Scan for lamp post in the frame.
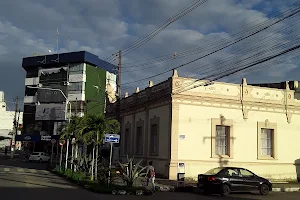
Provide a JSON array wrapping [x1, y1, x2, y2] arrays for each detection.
[[26, 85, 71, 169]]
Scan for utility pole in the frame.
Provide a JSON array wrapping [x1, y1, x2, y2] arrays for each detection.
[[11, 96, 19, 159], [117, 50, 122, 98], [16, 109, 20, 150], [115, 50, 122, 122]]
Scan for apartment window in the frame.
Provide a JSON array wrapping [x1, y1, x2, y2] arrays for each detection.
[[124, 128, 130, 155], [69, 64, 84, 74], [135, 126, 143, 155], [215, 125, 230, 156], [69, 82, 85, 92], [150, 124, 159, 155], [261, 128, 273, 157]]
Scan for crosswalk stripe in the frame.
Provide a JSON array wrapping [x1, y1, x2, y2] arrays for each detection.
[[4, 168, 10, 172], [17, 168, 24, 172], [29, 169, 36, 173]]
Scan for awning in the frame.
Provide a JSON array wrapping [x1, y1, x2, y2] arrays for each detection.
[[15, 135, 60, 142]]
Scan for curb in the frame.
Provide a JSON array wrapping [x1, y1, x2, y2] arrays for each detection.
[[156, 184, 300, 193], [273, 187, 300, 192]]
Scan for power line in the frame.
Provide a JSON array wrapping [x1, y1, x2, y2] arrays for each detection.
[[120, 2, 300, 70], [102, 0, 209, 63], [122, 0, 209, 56], [122, 15, 300, 74], [121, 5, 300, 86]]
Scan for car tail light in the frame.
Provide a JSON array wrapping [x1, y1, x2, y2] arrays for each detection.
[[208, 176, 215, 181]]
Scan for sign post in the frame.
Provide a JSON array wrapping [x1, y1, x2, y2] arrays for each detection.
[[104, 134, 120, 184]]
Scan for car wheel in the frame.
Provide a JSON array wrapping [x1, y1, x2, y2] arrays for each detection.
[[259, 184, 269, 195], [220, 184, 231, 196]]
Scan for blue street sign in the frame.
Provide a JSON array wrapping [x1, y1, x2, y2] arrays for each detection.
[[104, 134, 120, 143]]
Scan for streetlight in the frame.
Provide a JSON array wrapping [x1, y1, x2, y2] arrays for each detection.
[[26, 85, 71, 169]]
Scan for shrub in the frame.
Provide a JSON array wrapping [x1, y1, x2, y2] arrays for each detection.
[[118, 156, 148, 187], [64, 169, 73, 178], [72, 171, 86, 182]]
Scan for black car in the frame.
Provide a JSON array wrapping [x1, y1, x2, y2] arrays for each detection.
[[197, 167, 272, 196]]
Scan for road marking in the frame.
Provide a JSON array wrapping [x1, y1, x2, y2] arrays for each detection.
[[17, 168, 24, 172], [29, 169, 36, 173], [4, 168, 10, 172]]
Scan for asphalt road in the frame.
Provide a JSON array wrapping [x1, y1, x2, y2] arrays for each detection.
[[0, 156, 300, 200]]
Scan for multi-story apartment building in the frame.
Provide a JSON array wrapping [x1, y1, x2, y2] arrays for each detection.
[[20, 51, 117, 151]]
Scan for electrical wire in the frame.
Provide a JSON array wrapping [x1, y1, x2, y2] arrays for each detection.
[[121, 5, 300, 86], [122, 14, 300, 74], [102, 0, 209, 63], [121, 2, 300, 70]]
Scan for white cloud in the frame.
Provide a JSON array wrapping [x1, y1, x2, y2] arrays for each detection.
[[0, 0, 299, 106]]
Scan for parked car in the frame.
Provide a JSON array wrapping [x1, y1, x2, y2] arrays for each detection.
[[28, 152, 50, 162], [197, 167, 272, 196]]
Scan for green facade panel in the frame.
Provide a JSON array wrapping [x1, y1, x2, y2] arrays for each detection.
[[85, 64, 107, 116]]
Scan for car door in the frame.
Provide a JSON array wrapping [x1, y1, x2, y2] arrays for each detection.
[[239, 169, 260, 191], [224, 168, 244, 191]]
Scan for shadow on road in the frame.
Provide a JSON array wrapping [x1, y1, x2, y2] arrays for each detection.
[[0, 156, 48, 170]]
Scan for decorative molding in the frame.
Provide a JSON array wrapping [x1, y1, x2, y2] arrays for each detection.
[[286, 112, 292, 124]]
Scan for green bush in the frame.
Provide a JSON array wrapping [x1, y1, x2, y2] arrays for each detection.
[[64, 169, 73, 178], [72, 171, 86, 182]]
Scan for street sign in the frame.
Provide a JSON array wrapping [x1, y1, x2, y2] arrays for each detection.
[[51, 139, 56, 144], [59, 140, 65, 146], [41, 135, 51, 141], [104, 134, 120, 143]]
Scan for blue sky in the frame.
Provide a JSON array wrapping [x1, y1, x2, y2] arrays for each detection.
[[0, 0, 299, 110]]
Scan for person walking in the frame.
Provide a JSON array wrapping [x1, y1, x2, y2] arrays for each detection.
[[4, 147, 8, 156], [146, 161, 156, 191]]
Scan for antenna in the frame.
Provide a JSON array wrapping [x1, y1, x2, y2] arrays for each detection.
[[52, 28, 59, 63], [56, 28, 59, 54], [69, 39, 72, 52]]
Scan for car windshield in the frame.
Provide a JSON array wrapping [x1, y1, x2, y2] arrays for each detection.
[[204, 167, 223, 175], [31, 153, 40, 155]]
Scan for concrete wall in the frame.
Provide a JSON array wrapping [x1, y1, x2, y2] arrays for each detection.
[[121, 105, 171, 177]]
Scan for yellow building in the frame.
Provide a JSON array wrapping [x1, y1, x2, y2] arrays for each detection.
[[106, 70, 300, 181]]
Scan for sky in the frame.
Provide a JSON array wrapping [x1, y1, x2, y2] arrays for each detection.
[[0, 0, 300, 110]]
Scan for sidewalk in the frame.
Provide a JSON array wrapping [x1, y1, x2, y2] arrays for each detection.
[[155, 179, 300, 193]]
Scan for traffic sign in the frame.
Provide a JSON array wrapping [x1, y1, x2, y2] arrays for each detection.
[[104, 134, 120, 143], [59, 140, 65, 146], [51, 139, 56, 144]]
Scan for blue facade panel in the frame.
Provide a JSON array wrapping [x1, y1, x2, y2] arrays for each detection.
[[22, 51, 117, 74]]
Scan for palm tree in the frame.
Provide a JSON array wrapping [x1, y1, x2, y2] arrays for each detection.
[[79, 114, 120, 181], [60, 115, 83, 170]]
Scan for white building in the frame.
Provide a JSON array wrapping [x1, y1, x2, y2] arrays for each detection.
[[0, 91, 23, 149]]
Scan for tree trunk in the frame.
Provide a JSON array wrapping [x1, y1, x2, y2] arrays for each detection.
[[71, 142, 74, 170], [91, 143, 95, 181], [95, 133, 99, 181], [74, 143, 78, 172], [95, 144, 99, 181]]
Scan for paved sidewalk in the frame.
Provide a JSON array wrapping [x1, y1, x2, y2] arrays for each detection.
[[155, 179, 300, 192]]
